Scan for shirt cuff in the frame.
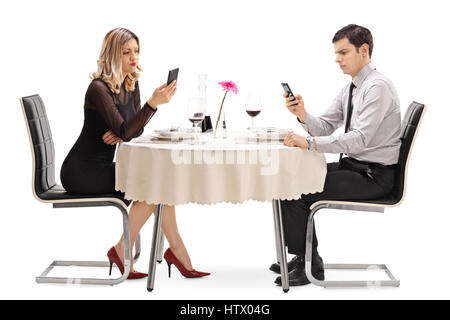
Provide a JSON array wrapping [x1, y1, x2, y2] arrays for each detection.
[[296, 111, 310, 125], [145, 102, 157, 112], [303, 112, 316, 127], [297, 112, 313, 135]]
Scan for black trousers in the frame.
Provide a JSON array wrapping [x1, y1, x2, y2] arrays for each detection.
[[281, 160, 396, 256]]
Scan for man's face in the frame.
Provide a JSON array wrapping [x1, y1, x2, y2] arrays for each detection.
[[334, 37, 368, 78]]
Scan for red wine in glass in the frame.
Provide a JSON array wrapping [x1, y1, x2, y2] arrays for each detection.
[[245, 92, 262, 129], [189, 112, 205, 127], [246, 109, 261, 129], [246, 110, 261, 117]]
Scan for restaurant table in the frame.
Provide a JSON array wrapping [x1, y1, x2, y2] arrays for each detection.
[[115, 132, 327, 292]]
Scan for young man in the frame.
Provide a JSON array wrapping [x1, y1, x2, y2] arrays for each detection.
[[272, 24, 401, 286]]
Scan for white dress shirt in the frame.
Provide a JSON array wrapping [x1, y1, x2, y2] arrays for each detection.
[[301, 63, 401, 165]]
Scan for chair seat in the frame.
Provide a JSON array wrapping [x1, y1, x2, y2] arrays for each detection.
[[334, 194, 400, 206], [310, 195, 400, 211], [357, 195, 399, 206], [37, 184, 130, 206]]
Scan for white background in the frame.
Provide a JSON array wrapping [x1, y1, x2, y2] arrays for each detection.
[[1, 0, 449, 300]]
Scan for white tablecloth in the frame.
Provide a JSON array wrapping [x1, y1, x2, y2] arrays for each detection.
[[115, 134, 327, 205]]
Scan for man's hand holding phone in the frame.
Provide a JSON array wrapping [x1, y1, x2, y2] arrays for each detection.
[[284, 92, 307, 123]]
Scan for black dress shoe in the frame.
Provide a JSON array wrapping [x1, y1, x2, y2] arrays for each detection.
[[269, 255, 302, 274], [274, 255, 325, 286]]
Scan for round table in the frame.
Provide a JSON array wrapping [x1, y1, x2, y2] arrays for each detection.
[[115, 133, 327, 292], [116, 134, 326, 205]]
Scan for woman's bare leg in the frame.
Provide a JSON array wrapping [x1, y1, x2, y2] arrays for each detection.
[[114, 201, 155, 272], [160, 205, 193, 271], [114, 202, 193, 272]]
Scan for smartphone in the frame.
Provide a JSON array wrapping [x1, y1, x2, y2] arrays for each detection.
[[167, 68, 179, 85], [281, 82, 297, 105], [281, 82, 295, 97]]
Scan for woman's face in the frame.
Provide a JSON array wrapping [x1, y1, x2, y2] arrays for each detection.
[[121, 38, 139, 76]]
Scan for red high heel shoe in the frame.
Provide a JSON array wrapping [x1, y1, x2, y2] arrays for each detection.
[[107, 246, 148, 280], [164, 248, 210, 278]]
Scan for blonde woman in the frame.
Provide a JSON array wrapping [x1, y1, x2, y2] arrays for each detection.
[[60, 28, 209, 279]]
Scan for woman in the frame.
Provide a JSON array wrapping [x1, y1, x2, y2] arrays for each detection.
[[60, 28, 209, 279]]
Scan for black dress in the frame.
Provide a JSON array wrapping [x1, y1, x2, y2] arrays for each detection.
[[60, 79, 156, 205]]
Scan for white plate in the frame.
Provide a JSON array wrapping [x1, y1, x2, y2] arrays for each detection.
[[254, 127, 292, 140], [154, 127, 201, 138], [150, 133, 195, 141]]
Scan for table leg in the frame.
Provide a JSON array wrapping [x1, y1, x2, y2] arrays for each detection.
[[147, 204, 164, 292], [272, 199, 289, 292], [272, 201, 281, 264]]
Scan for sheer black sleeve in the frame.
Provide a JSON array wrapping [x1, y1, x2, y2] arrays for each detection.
[[86, 80, 157, 142], [133, 82, 157, 137]]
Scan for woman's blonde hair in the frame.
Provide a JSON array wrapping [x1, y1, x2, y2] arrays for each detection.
[[91, 28, 143, 94]]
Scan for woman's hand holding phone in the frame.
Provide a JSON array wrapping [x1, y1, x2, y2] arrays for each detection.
[[147, 80, 177, 109]]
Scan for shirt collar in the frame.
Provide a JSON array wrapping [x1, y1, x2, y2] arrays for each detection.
[[352, 63, 375, 88]]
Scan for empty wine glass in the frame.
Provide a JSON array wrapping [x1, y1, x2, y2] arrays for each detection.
[[245, 92, 262, 130], [187, 97, 206, 128]]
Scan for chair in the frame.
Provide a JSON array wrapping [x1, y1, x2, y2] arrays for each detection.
[[305, 101, 426, 287], [21, 94, 141, 285]]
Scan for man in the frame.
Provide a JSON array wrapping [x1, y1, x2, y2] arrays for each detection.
[[272, 24, 401, 286]]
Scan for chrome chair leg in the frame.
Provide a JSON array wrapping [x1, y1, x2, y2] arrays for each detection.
[[147, 204, 164, 292], [305, 203, 400, 288], [272, 199, 289, 292], [36, 201, 131, 285]]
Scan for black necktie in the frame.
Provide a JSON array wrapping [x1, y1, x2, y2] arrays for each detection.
[[339, 82, 356, 166]]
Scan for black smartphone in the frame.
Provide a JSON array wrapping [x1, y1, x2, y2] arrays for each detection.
[[167, 68, 179, 85], [281, 82, 295, 98], [281, 82, 297, 105]]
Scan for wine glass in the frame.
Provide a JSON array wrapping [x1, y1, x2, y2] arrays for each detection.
[[245, 92, 262, 130], [187, 97, 206, 129]]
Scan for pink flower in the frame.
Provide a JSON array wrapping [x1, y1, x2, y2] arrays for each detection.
[[214, 80, 238, 137], [218, 81, 239, 94]]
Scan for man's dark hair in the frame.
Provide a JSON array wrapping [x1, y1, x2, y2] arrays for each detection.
[[332, 24, 374, 58]]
